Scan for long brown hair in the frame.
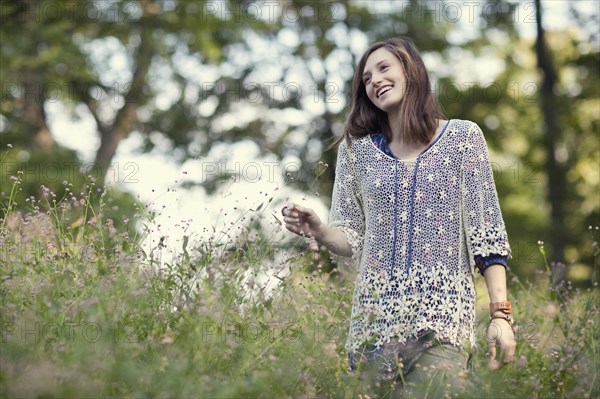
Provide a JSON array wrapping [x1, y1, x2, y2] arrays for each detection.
[[337, 37, 445, 147]]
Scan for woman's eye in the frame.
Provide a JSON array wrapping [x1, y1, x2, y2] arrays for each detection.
[[364, 77, 371, 84], [380, 65, 388, 71]]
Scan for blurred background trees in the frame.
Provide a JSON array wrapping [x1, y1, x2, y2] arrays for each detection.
[[1, 0, 598, 284]]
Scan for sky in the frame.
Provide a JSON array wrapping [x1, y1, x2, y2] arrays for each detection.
[[46, 0, 598, 262]]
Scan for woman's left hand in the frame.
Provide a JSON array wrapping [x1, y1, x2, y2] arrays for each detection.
[[486, 318, 516, 370]]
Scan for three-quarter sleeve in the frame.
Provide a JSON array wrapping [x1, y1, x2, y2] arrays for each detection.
[[461, 123, 511, 275], [328, 140, 366, 262]]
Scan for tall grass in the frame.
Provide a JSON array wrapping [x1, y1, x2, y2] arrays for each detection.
[[0, 170, 598, 398]]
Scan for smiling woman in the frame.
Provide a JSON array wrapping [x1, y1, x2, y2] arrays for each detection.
[[343, 38, 446, 161], [283, 37, 515, 397]]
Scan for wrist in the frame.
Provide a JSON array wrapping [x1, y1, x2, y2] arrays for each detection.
[[489, 313, 513, 326], [312, 224, 328, 242], [492, 310, 509, 317]]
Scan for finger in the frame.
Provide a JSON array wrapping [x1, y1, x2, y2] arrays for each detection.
[[502, 354, 515, 364], [488, 357, 501, 371], [284, 207, 300, 218], [509, 342, 516, 358], [283, 216, 298, 223], [502, 342, 517, 364], [293, 204, 312, 215], [488, 344, 497, 361], [284, 223, 299, 234], [488, 339, 500, 370], [284, 218, 300, 227]]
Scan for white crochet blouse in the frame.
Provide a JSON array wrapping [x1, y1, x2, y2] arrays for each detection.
[[328, 119, 511, 353]]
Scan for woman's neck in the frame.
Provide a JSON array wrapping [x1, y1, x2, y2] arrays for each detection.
[[387, 110, 406, 144]]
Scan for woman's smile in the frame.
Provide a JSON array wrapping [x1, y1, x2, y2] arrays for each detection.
[[376, 85, 393, 98]]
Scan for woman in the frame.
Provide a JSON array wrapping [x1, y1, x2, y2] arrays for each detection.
[[283, 37, 516, 397]]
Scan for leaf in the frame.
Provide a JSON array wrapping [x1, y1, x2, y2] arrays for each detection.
[[182, 235, 190, 263]]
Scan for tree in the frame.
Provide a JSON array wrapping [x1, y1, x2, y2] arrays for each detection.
[[534, 0, 567, 288], [1, 0, 251, 183]]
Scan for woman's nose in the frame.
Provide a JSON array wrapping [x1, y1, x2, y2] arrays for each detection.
[[371, 74, 383, 87]]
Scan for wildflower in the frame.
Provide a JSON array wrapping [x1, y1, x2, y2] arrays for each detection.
[[161, 335, 174, 345], [545, 302, 560, 317], [7, 144, 13, 148]]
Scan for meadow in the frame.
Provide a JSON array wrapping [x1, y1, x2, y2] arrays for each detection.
[[1, 173, 598, 399]]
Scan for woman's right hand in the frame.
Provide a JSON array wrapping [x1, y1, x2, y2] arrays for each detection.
[[282, 202, 323, 240]]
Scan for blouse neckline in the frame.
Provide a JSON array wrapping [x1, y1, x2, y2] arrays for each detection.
[[369, 119, 452, 162]]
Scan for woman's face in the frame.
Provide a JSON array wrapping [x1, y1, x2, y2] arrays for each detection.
[[362, 47, 406, 114]]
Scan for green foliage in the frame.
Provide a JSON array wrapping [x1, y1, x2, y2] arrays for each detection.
[[0, 145, 139, 237], [1, 179, 598, 398]]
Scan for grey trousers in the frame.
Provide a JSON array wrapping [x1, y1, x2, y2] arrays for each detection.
[[349, 338, 471, 398]]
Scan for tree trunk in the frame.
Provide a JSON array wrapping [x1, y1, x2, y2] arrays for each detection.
[[92, 1, 156, 184], [23, 81, 54, 153], [534, 0, 567, 291]]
